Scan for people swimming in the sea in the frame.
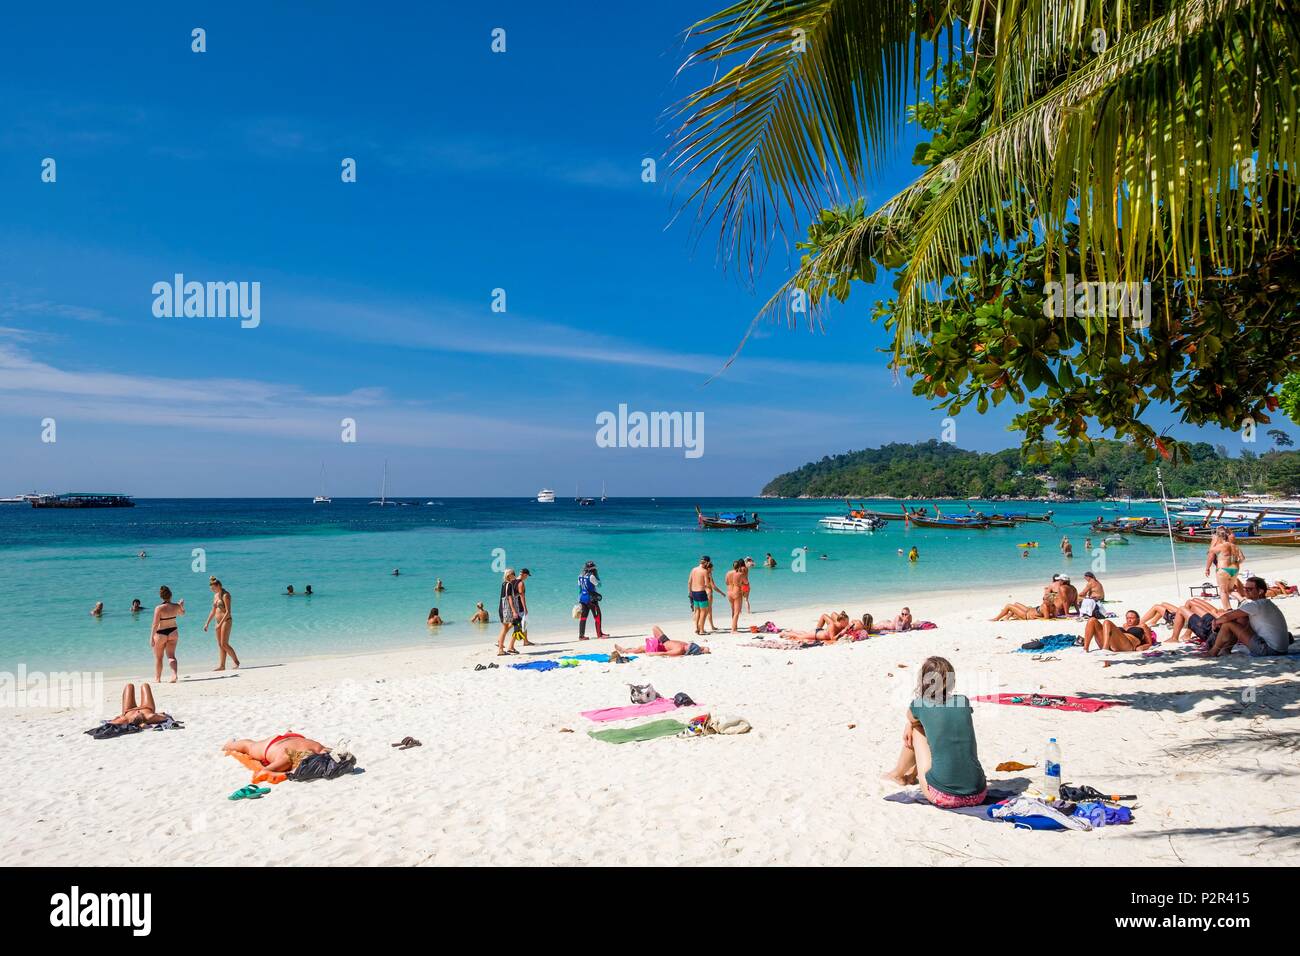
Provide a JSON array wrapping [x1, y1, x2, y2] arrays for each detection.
[[763, 553, 777, 568], [427, 607, 443, 626], [138, 551, 148, 559], [1060, 536, 1074, 559], [470, 602, 490, 624], [392, 568, 401, 576], [304, 585, 313, 595], [615, 626, 710, 657], [130, 599, 144, 613], [223, 733, 330, 773], [883, 656, 987, 809], [285, 585, 296, 595], [435, 578, 445, 592], [150, 585, 185, 683], [1083, 610, 1155, 652], [108, 683, 173, 726], [90, 601, 104, 617]]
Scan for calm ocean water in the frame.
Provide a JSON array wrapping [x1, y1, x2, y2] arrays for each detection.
[[0, 496, 1205, 671]]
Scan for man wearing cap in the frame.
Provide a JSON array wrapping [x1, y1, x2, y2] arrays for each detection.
[[577, 561, 606, 640], [1040, 574, 1078, 618]]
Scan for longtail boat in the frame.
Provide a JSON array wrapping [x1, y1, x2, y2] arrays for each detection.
[[696, 506, 761, 530], [908, 514, 991, 529]]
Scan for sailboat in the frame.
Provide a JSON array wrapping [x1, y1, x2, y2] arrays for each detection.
[[313, 464, 331, 504], [576, 482, 594, 506], [601, 481, 607, 503], [369, 460, 397, 506]]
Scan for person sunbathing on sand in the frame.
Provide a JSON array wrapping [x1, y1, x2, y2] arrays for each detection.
[[1140, 601, 1184, 629], [615, 626, 711, 657], [782, 611, 852, 643], [992, 602, 1046, 621], [883, 656, 987, 809], [884, 607, 913, 631], [108, 683, 172, 726], [224, 733, 330, 773], [1083, 610, 1155, 652], [1167, 596, 1221, 643]]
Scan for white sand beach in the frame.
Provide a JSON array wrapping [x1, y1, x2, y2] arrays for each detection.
[[5, 555, 1300, 867]]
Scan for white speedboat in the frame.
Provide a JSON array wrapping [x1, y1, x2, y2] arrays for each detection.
[[818, 515, 884, 532], [537, 488, 556, 503]]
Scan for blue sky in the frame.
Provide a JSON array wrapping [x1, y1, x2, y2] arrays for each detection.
[[0, 2, 1292, 497]]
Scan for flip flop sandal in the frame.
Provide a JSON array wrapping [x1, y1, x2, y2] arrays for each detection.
[[1031, 654, 1061, 662], [474, 664, 487, 671], [228, 785, 270, 801], [506, 649, 520, 655], [390, 736, 422, 749], [488, 662, 499, 669]]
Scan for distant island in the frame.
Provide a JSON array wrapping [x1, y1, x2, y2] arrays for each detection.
[[761, 440, 1300, 500]]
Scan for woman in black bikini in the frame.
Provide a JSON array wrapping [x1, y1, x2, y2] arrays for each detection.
[[150, 585, 185, 683], [1082, 609, 1155, 652]]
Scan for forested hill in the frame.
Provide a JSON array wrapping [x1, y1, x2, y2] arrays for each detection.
[[760, 440, 1300, 499]]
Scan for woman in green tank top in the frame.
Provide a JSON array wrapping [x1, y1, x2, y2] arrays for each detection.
[[883, 656, 987, 809]]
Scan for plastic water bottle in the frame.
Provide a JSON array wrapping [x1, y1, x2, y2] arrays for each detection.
[[1043, 737, 1062, 801]]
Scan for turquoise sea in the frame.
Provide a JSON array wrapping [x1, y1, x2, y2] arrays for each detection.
[[0, 496, 1233, 671]]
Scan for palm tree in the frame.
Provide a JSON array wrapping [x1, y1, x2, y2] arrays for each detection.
[[669, 0, 1300, 413]]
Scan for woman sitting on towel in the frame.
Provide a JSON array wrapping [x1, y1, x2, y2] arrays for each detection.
[[223, 733, 330, 773], [883, 656, 987, 809], [1083, 610, 1155, 652], [108, 683, 173, 727], [615, 625, 711, 657]]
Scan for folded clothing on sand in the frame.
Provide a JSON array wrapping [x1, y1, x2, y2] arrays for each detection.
[[588, 719, 687, 744], [581, 698, 683, 722], [974, 693, 1125, 712], [988, 796, 1093, 831], [512, 660, 561, 672]]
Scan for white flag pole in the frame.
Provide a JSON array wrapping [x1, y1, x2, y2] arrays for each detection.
[[1157, 467, 1182, 597]]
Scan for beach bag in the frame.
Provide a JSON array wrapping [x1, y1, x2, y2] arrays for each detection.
[[571, 603, 583, 619], [1187, 613, 1215, 641], [288, 751, 357, 782], [629, 683, 660, 704]]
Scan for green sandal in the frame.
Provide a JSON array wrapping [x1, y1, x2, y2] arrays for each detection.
[[228, 785, 271, 801]]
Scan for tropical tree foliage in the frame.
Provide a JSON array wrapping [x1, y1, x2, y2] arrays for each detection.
[[670, 0, 1300, 458], [761, 439, 1300, 497]]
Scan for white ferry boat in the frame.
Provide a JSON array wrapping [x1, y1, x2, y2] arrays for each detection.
[[536, 488, 556, 503]]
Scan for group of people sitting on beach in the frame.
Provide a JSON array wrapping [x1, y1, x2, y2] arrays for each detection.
[[990, 561, 1294, 658], [777, 607, 916, 645], [992, 571, 1104, 621]]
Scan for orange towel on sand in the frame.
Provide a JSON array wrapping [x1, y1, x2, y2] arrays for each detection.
[[227, 749, 287, 785]]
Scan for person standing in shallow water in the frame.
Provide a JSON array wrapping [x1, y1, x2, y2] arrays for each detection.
[[203, 576, 240, 671]]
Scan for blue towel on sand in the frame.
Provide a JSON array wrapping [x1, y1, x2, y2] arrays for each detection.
[[1015, 634, 1078, 653], [512, 660, 561, 672], [560, 654, 637, 663]]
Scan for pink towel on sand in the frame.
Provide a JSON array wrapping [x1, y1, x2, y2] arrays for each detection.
[[581, 698, 682, 722], [973, 693, 1126, 713]]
